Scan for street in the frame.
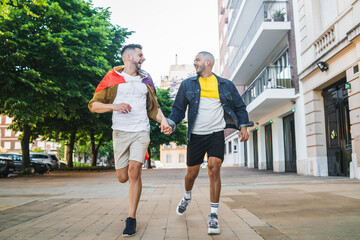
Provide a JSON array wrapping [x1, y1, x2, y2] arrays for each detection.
[[1, 167, 360, 240]]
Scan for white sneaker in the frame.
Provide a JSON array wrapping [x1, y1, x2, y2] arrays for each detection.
[[176, 198, 190, 216], [208, 213, 221, 235]]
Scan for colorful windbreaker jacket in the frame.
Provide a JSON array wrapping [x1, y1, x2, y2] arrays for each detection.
[[88, 66, 159, 121]]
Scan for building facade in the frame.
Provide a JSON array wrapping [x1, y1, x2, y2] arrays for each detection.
[[219, 0, 306, 173], [292, 0, 360, 178], [0, 115, 61, 154]]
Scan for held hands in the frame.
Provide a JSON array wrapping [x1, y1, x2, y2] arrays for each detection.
[[239, 127, 249, 142], [112, 103, 132, 114], [160, 118, 173, 135]]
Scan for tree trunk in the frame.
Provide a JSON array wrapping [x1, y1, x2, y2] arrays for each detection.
[[91, 132, 103, 167], [67, 129, 77, 168], [147, 146, 152, 169], [21, 124, 31, 169]]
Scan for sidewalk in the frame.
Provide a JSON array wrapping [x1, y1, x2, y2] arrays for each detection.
[[0, 167, 360, 240]]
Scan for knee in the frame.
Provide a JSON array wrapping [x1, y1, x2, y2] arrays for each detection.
[[117, 175, 128, 183], [208, 165, 220, 178], [186, 172, 198, 181], [128, 168, 140, 181]]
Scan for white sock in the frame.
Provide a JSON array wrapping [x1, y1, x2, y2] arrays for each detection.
[[184, 191, 191, 200], [210, 202, 219, 215]]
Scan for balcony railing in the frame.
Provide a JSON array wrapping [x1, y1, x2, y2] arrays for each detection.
[[242, 66, 292, 105], [227, 0, 243, 34], [229, 1, 289, 77]]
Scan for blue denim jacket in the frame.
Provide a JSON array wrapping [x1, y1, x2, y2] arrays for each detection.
[[168, 73, 249, 140]]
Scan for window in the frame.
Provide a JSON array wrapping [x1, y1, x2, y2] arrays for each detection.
[[228, 142, 232, 153], [4, 142, 11, 149], [5, 116, 12, 124], [15, 142, 21, 150], [31, 154, 47, 159], [274, 49, 291, 88], [179, 154, 184, 163], [166, 154, 172, 163], [320, 0, 337, 29], [5, 129, 12, 137], [224, 144, 227, 154]]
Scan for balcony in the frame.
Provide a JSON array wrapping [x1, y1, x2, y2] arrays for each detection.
[[242, 66, 296, 120], [229, 1, 291, 85], [227, 0, 244, 35]]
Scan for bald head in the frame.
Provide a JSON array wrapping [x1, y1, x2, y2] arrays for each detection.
[[197, 51, 215, 66]]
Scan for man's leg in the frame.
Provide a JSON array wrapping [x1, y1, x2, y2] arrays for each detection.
[[185, 164, 201, 191], [176, 164, 201, 216], [207, 157, 222, 203], [116, 167, 129, 183], [206, 131, 224, 235], [127, 160, 143, 218], [207, 157, 222, 235]]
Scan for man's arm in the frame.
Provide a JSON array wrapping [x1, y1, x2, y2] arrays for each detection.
[[156, 108, 172, 135], [168, 81, 188, 125], [229, 82, 249, 127], [227, 82, 250, 142], [90, 102, 132, 114]]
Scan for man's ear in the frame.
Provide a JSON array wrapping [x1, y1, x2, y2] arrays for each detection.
[[126, 54, 132, 62]]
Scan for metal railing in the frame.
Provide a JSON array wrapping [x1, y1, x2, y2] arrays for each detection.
[[242, 66, 292, 105], [229, 1, 289, 77], [227, 0, 243, 34]]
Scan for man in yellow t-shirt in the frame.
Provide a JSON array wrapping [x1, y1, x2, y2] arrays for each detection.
[[167, 51, 250, 235]]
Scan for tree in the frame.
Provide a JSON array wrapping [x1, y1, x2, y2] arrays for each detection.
[[0, 0, 131, 168], [0, 1, 64, 168], [148, 88, 187, 168]]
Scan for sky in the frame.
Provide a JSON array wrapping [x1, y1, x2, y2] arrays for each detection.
[[91, 0, 220, 86]]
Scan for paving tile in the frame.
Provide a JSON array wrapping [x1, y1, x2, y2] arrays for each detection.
[[0, 168, 359, 240]]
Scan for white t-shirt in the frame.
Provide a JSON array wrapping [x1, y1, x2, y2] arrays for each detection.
[[112, 71, 150, 132], [192, 75, 226, 135]]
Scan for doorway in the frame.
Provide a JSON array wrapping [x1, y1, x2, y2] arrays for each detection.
[[283, 113, 297, 172], [322, 78, 352, 176], [265, 124, 273, 170], [244, 140, 248, 167], [253, 130, 258, 168]]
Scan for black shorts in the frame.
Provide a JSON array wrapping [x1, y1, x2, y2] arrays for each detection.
[[187, 131, 225, 166]]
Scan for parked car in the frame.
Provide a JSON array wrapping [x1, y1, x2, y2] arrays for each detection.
[[59, 160, 67, 169], [0, 156, 15, 177], [30, 153, 60, 170], [0, 153, 49, 174]]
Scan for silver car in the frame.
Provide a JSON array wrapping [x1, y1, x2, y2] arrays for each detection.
[[30, 153, 60, 170]]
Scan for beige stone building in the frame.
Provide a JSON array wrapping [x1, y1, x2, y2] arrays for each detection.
[[293, 0, 360, 178]]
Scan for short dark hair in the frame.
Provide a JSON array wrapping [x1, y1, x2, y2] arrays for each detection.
[[121, 44, 142, 57], [198, 51, 215, 63]]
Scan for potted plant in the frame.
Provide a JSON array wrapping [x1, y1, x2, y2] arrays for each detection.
[[273, 9, 285, 21]]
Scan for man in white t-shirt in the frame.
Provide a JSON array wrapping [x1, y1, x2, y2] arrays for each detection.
[[89, 44, 172, 237]]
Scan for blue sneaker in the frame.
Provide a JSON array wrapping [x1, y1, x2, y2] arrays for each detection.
[[122, 217, 136, 237]]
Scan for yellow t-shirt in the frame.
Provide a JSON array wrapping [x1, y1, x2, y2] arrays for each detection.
[[192, 74, 226, 134], [199, 74, 220, 99]]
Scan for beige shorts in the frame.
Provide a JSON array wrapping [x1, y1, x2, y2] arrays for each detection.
[[113, 130, 150, 169]]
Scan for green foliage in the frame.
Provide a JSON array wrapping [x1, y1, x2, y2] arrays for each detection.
[[20, 168, 32, 175], [0, 0, 132, 168], [150, 88, 187, 157]]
